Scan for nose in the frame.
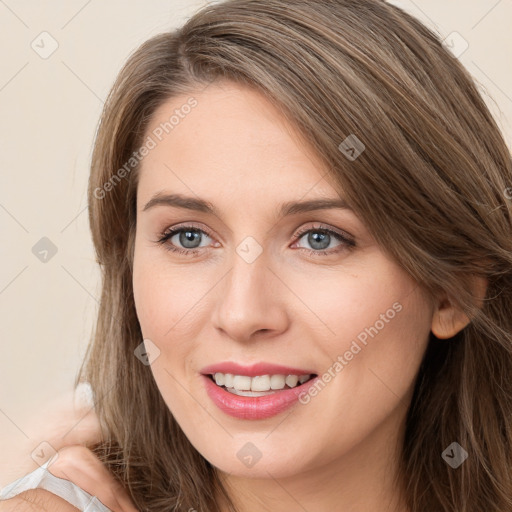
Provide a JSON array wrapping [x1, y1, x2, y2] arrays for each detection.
[[211, 247, 290, 343]]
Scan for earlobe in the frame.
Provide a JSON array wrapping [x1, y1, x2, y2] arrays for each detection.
[[431, 275, 488, 339], [431, 299, 470, 339]]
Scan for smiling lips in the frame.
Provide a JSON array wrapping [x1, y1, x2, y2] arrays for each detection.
[[200, 361, 319, 420]]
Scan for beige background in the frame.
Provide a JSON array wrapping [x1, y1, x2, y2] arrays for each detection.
[[0, 0, 510, 484]]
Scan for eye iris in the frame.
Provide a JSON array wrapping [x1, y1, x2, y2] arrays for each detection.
[[309, 231, 330, 250], [180, 230, 201, 249]]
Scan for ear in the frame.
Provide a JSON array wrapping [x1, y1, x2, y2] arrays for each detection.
[[431, 275, 488, 339]]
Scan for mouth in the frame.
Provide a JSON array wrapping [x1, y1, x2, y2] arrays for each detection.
[[206, 372, 318, 397]]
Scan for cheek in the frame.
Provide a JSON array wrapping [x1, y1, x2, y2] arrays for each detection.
[[132, 255, 208, 341], [132, 256, 204, 412], [294, 265, 431, 382], [285, 266, 410, 347], [320, 277, 431, 412]]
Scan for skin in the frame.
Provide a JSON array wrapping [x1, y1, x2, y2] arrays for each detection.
[[0, 489, 79, 511], [132, 81, 482, 512]]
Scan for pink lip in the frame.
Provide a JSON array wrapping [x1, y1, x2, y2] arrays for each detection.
[[200, 361, 316, 377], [201, 373, 320, 420]]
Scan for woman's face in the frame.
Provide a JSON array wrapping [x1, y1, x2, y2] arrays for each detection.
[[132, 81, 434, 479]]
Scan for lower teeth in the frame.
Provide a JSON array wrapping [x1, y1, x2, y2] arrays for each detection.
[[224, 387, 278, 397]]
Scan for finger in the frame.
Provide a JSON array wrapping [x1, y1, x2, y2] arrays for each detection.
[[0, 395, 101, 490], [47, 445, 138, 512]]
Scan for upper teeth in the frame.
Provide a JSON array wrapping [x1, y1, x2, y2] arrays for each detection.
[[213, 373, 312, 391]]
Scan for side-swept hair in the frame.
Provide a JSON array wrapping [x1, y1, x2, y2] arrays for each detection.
[[78, 1, 512, 510]]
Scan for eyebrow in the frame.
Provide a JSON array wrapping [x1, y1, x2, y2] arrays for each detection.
[[142, 192, 352, 217]]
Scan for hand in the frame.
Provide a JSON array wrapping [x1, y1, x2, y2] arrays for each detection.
[[46, 445, 139, 512], [0, 384, 102, 488], [0, 384, 139, 511]]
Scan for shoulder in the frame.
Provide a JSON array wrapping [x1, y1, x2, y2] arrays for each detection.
[[0, 489, 79, 511]]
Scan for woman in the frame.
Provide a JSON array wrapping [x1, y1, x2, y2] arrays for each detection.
[[1, 0, 511, 510]]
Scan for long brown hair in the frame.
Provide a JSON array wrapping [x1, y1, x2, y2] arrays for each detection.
[[77, 1, 512, 510]]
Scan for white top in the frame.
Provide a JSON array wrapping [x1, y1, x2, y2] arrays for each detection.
[[0, 457, 111, 511]]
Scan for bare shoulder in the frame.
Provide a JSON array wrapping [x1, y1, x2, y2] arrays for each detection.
[[0, 489, 79, 511]]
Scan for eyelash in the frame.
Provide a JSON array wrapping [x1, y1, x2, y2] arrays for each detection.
[[154, 222, 355, 257]]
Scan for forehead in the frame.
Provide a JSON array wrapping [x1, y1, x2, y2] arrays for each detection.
[[137, 82, 341, 208]]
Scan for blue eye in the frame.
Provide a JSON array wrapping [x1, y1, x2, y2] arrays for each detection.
[[156, 226, 213, 256], [293, 225, 355, 256], [155, 223, 355, 257]]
